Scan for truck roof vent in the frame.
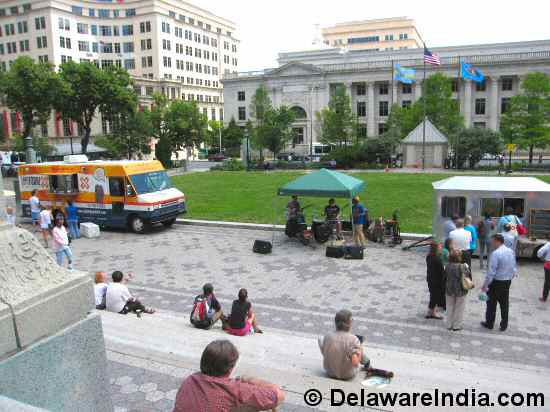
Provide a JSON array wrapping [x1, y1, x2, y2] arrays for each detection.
[[64, 155, 88, 163]]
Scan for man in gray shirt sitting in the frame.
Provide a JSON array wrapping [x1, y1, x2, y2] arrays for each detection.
[[318, 310, 369, 380], [481, 234, 517, 332]]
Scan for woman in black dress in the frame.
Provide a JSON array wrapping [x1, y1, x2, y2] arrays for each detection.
[[426, 241, 446, 319]]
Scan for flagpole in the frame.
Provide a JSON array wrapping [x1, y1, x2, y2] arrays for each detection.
[[422, 50, 427, 170], [391, 59, 395, 109], [456, 56, 461, 170]]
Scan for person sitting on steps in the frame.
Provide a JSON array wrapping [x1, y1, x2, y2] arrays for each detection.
[[318, 309, 370, 380], [227, 288, 263, 336], [190, 283, 227, 329], [106, 271, 155, 316]]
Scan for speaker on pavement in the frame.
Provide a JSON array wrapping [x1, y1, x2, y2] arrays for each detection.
[[253, 240, 272, 254]]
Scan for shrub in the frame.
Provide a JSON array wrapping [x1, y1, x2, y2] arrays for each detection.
[[211, 158, 245, 171]]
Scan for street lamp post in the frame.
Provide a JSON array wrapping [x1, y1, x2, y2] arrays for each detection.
[[244, 129, 250, 171], [24, 135, 36, 164]]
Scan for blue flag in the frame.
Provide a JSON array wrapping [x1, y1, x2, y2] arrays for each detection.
[[394, 64, 416, 84], [461, 61, 485, 83]]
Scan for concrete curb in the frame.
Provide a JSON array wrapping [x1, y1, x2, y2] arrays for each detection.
[[175, 218, 431, 241]]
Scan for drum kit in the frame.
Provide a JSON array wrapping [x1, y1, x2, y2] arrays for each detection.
[[285, 205, 344, 247]]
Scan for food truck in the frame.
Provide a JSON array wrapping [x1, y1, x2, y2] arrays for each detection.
[[432, 176, 550, 258], [18, 155, 186, 233]]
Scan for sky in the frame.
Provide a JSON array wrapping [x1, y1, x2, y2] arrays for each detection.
[[189, 0, 550, 72]]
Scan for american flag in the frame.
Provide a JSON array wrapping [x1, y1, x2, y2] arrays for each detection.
[[423, 47, 441, 66]]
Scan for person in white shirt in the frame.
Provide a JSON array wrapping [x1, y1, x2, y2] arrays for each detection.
[[52, 216, 73, 270], [449, 219, 473, 272], [29, 190, 41, 230], [94, 272, 108, 310], [106, 271, 155, 315], [501, 224, 518, 256], [39, 206, 52, 247], [5, 206, 15, 226]]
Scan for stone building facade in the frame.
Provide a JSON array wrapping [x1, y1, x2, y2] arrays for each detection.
[[222, 40, 550, 157]]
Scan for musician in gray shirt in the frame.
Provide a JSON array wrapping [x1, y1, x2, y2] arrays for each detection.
[[481, 234, 517, 332]]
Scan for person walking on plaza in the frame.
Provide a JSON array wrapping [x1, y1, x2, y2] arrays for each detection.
[[478, 213, 495, 269], [501, 224, 518, 255], [443, 214, 459, 240], [227, 288, 263, 336], [536, 241, 550, 303], [426, 242, 446, 319], [52, 216, 73, 269], [481, 234, 517, 332], [318, 309, 370, 380], [65, 200, 80, 239], [30, 189, 41, 231], [445, 250, 471, 331], [352, 196, 368, 248], [449, 219, 472, 273], [464, 215, 478, 267], [172, 340, 285, 412], [190, 283, 226, 330], [39, 205, 52, 248]]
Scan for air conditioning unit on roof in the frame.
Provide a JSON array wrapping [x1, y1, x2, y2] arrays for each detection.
[[64, 155, 88, 163]]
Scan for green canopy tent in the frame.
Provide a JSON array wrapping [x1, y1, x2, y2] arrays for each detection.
[[278, 168, 365, 198], [276, 169, 366, 238]]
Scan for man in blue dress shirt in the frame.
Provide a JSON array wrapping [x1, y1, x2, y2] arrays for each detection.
[[481, 234, 517, 332]]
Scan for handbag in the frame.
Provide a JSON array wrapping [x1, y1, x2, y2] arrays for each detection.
[[460, 264, 475, 290]]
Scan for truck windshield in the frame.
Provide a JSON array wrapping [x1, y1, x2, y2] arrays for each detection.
[[129, 171, 172, 194]]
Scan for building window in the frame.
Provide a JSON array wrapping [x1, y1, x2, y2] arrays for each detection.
[[100, 25, 112, 36], [122, 24, 133, 35], [451, 79, 459, 93], [474, 122, 486, 129], [475, 98, 486, 115], [379, 83, 389, 95], [98, 9, 110, 19], [89, 8, 95, 17], [402, 83, 412, 94], [17, 21, 28, 34], [125, 9, 136, 17], [77, 23, 88, 34], [384, 34, 394, 41], [399, 33, 408, 40], [92, 42, 98, 52], [237, 91, 245, 101], [41, 123, 48, 137], [78, 41, 89, 52], [475, 80, 486, 92], [238, 106, 246, 121], [379, 101, 389, 117], [357, 101, 366, 117], [358, 126, 367, 138], [219, 108, 224, 121], [441, 197, 466, 218], [63, 119, 72, 136], [356, 83, 366, 96], [91, 25, 97, 35], [161, 22, 170, 33], [140, 21, 151, 33], [502, 77, 513, 91], [141, 39, 152, 50], [378, 123, 388, 135], [37, 36, 47, 49], [292, 127, 304, 146], [124, 59, 135, 70], [402, 100, 412, 109], [501, 97, 510, 114], [35, 16, 46, 30]]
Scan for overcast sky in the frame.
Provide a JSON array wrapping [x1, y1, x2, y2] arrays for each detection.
[[191, 0, 550, 71]]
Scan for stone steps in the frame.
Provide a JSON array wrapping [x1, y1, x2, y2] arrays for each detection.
[[100, 310, 550, 412]]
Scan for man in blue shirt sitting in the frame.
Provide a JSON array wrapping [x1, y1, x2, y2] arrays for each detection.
[[481, 234, 517, 332]]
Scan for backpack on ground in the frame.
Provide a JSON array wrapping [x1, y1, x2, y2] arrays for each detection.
[[190, 296, 211, 328]]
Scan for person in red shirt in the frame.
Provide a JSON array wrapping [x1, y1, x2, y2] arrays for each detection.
[[172, 340, 284, 412]]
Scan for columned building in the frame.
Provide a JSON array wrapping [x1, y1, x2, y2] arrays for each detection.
[[0, 0, 239, 155], [222, 40, 550, 157]]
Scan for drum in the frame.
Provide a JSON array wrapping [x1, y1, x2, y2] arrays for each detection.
[[313, 219, 332, 243]]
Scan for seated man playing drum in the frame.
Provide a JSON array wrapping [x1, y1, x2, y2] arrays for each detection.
[[287, 195, 303, 223], [324, 198, 342, 239]]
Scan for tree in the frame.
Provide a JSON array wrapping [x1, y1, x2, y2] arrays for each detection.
[[205, 120, 224, 153], [259, 106, 296, 157], [249, 85, 272, 159], [95, 108, 153, 159], [451, 127, 503, 169], [0, 56, 60, 138], [163, 100, 208, 165], [55, 61, 137, 154], [385, 74, 464, 139], [151, 93, 172, 168], [316, 84, 357, 147], [501, 72, 550, 164], [223, 118, 244, 157]]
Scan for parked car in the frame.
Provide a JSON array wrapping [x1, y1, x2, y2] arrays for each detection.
[[208, 153, 226, 162]]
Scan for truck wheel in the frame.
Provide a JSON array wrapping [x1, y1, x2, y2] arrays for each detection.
[[162, 218, 176, 228], [130, 216, 150, 234]]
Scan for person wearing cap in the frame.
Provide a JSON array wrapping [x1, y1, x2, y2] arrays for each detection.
[[352, 196, 368, 248]]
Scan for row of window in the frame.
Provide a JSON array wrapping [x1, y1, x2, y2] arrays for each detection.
[[76, 22, 134, 36], [441, 197, 524, 219], [0, 4, 32, 17], [71, 7, 136, 19], [163, 11, 232, 37]]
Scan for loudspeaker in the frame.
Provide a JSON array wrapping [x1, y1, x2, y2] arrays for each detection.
[[253, 240, 272, 254], [326, 246, 345, 258], [344, 245, 364, 260]]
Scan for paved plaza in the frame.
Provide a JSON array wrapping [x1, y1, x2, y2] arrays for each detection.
[[49, 224, 550, 411]]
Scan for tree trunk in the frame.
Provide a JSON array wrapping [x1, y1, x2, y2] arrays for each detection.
[[529, 145, 534, 164], [81, 126, 91, 154]]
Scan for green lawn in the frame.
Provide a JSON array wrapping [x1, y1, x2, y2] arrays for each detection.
[[172, 171, 550, 234]]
